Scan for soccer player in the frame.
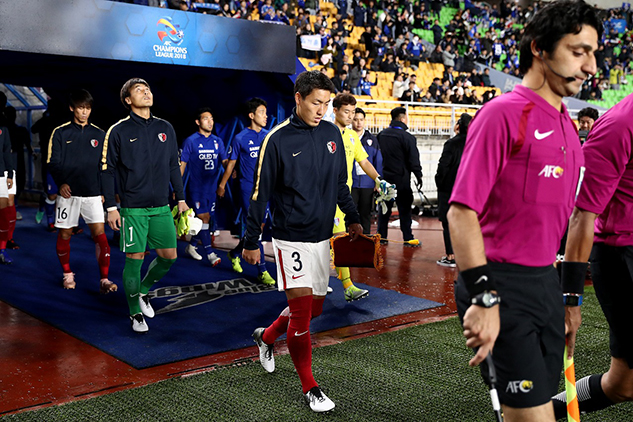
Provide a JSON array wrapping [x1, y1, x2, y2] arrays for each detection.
[[447, 1, 600, 421], [0, 109, 14, 264], [351, 107, 382, 236], [245, 71, 363, 413], [47, 89, 115, 293], [217, 97, 275, 285], [332, 93, 385, 302], [376, 107, 423, 245], [101, 78, 188, 333], [180, 107, 226, 267], [550, 72, 633, 421]]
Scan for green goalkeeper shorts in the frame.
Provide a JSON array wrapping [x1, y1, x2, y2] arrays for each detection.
[[119, 205, 176, 253]]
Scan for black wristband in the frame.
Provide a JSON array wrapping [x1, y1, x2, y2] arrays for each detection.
[[561, 261, 588, 295], [461, 264, 497, 297]]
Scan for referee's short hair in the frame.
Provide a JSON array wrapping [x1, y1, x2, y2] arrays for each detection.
[[120, 78, 150, 110], [578, 107, 599, 121], [391, 106, 407, 121], [69, 89, 94, 109], [518, 0, 602, 74], [294, 70, 336, 99], [332, 93, 357, 109]]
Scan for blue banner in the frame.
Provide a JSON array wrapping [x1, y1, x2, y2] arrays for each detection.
[[609, 19, 627, 34], [0, 0, 295, 74]]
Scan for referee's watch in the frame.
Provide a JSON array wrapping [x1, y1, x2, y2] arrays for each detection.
[[471, 291, 501, 308]]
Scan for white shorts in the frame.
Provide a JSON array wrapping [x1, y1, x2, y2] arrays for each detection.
[[55, 195, 105, 229], [0, 171, 17, 198], [272, 238, 330, 296]]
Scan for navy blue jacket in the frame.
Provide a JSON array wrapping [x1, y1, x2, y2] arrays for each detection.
[[0, 126, 13, 177], [244, 110, 361, 250], [101, 112, 185, 209], [352, 129, 383, 189], [47, 122, 105, 197], [377, 120, 422, 189]]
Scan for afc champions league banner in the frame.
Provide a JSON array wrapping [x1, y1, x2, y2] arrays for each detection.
[[0, 0, 295, 74]]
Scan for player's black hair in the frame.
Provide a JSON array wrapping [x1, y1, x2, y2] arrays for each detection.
[[0, 91, 7, 108], [390, 106, 407, 121], [519, 0, 602, 74], [69, 89, 94, 109], [294, 70, 336, 98], [457, 113, 473, 135], [120, 78, 150, 110], [354, 107, 366, 117], [195, 107, 213, 122], [578, 107, 599, 121], [245, 97, 267, 117], [332, 93, 357, 109]]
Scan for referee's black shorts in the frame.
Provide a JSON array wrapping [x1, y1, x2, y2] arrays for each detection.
[[590, 243, 633, 369], [455, 262, 565, 409]]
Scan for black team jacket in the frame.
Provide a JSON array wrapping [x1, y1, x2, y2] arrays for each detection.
[[47, 122, 105, 197], [101, 112, 185, 209], [0, 126, 13, 177], [244, 109, 361, 250]]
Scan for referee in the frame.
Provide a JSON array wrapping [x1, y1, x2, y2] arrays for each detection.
[[447, 1, 601, 420]]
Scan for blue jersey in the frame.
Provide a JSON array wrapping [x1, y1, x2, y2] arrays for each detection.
[[181, 132, 227, 194], [230, 127, 269, 190]]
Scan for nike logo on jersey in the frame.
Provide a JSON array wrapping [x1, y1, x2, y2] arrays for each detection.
[[534, 130, 554, 140], [129, 138, 138, 142], [293, 151, 302, 157], [125, 242, 136, 248], [475, 275, 488, 285], [292, 274, 304, 279], [295, 330, 309, 337], [129, 293, 139, 298], [66, 140, 72, 144]]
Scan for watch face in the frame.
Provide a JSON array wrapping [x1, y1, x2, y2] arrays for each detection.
[[483, 292, 499, 307]]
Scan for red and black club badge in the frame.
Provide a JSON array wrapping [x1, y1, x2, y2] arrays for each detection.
[[327, 141, 336, 154], [158, 133, 167, 142], [90, 139, 99, 148]]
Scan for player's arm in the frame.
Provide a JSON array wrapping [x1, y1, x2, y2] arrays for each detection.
[[168, 127, 187, 213], [179, 161, 187, 176], [357, 158, 380, 181], [406, 134, 423, 188], [101, 127, 121, 230], [217, 159, 236, 198], [47, 128, 68, 196], [1, 130, 13, 189], [243, 136, 277, 263]]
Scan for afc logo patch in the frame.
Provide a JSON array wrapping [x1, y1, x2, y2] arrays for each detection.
[[327, 141, 337, 154], [158, 133, 167, 142], [90, 139, 99, 148]]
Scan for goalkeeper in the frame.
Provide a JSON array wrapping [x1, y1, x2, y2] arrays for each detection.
[[331, 93, 396, 302]]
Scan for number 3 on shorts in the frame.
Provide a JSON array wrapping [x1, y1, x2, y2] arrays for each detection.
[[292, 251, 302, 272]]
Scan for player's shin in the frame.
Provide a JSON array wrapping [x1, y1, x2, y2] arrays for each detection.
[[140, 256, 176, 294], [123, 257, 143, 314]]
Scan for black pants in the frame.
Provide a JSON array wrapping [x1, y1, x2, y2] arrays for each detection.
[[437, 192, 452, 255], [377, 187, 413, 241], [351, 187, 374, 235], [441, 220, 453, 255]]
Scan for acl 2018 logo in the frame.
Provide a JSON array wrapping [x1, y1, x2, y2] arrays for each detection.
[[153, 17, 188, 60]]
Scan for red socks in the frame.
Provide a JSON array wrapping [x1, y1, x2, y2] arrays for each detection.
[[6, 205, 16, 240], [0, 207, 9, 249], [56, 234, 71, 273], [262, 306, 290, 344], [312, 297, 324, 319], [286, 295, 317, 394], [94, 233, 110, 279]]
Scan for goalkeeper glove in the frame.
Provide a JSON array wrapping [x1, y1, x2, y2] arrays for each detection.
[[375, 177, 397, 214]]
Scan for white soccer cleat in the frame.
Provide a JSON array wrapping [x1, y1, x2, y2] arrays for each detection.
[[305, 386, 335, 412], [208, 252, 221, 267], [252, 327, 275, 373], [130, 313, 149, 333], [185, 244, 202, 261], [139, 294, 155, 318]]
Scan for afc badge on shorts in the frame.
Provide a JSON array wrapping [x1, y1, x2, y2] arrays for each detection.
[[90, 139, 99, 148], [327, 141, 337, 154], [158, 133, 167, 142]]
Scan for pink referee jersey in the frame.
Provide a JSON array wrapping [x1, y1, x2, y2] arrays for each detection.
[[576, 93, 633, 247], [450, 85, 585, 266]]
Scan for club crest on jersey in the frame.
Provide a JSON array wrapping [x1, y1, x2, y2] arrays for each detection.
[[0, 129, 2, 135], [90, 139, 99, 148], [214, 141, 218, 150], [327, 141, 337, 154], [158, 133, 167, 142]]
